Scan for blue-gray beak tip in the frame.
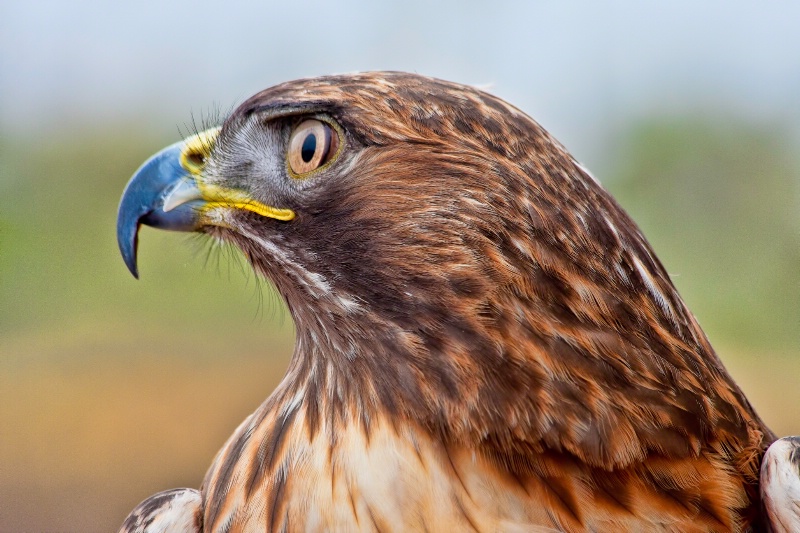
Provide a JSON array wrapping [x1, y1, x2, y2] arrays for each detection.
[[116, 143, 191, 279], [117, 197, 142, 279]]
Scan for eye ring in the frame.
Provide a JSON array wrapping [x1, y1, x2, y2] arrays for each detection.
[[287, 119, 340, 177]]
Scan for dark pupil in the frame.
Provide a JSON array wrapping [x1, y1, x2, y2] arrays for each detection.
[[301, 133, 317, 163]]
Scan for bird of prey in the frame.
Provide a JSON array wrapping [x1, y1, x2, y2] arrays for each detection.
[[117, 72, 797, 532]]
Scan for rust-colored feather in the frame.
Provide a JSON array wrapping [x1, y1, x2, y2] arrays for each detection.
[[119, 72, 781, 532]]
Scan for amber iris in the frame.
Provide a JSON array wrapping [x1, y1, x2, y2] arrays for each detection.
[[287, 119, 338, 176]]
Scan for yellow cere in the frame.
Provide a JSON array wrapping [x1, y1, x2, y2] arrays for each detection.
[[178, 128, 296, 222]]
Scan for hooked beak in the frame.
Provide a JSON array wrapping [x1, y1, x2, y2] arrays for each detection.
[[116, 127, 294, 278]]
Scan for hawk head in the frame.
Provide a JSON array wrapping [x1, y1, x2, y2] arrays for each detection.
[[118, 72, 772, 530]]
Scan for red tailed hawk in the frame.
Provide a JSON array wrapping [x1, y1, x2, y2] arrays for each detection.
[[116, 72, 799, 532]]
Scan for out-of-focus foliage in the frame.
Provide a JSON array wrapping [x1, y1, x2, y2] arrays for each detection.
[[605, 116, 800, 350], [0, 116, 798, 531]]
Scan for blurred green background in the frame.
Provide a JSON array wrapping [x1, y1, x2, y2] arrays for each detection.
[[1, 2, 799, 531]]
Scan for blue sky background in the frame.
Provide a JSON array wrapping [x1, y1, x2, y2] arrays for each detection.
[[2, 1, 799, 167]]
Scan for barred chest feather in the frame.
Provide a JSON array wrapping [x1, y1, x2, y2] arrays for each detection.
[[200, 397, 746, 533], [201, 402, 535, 532]]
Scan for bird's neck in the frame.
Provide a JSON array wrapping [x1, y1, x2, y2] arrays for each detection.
[[281, 295, 538, 448], [281, 279, 772, 478]]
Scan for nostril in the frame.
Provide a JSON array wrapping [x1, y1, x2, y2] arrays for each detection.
[[179, 127, 220, 174], [184, 150, 205, 171]]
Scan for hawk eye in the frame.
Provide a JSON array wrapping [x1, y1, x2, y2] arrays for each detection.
[[287, 119, 339, 177]]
